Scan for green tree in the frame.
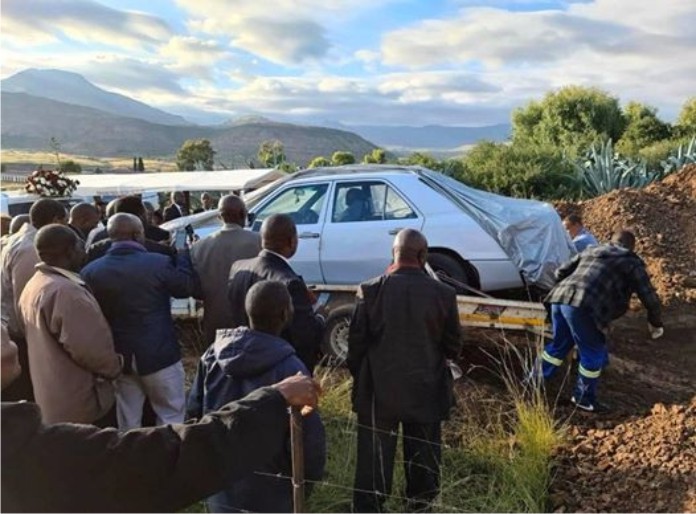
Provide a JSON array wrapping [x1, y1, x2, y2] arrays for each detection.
[[512, 85, 625, 155], [58, 160, 82, 174], [176, 139, 216, 171], [400, 152, 441, 170], [675, 97, 696, 137], [616, 102, 671, 156], [257, 140, 286, 167], [308, 156, 331, 168], [331, 151, 355, 166], [362, 148, 387, 164], [462, 140, 578, 199], [137, 157, 145, 172]]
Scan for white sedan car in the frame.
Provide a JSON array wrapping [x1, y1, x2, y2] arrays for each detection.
[[166, 165, 572, 292]]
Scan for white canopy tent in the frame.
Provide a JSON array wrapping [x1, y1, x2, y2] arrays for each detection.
[[73, 169, 285, 197]]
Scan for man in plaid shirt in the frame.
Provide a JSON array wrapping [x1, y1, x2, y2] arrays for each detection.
[[541, 229, 663, 412]]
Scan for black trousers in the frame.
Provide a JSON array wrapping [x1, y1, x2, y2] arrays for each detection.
[[353, 416, 441, 513]]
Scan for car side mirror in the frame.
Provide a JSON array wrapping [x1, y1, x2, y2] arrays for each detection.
[[247, 212, 257, 227]]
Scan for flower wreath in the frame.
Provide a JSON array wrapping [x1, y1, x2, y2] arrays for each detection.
[[25, 169, 80, 197]]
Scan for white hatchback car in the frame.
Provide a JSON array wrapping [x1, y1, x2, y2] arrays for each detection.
[[167, 165, 574, 291]]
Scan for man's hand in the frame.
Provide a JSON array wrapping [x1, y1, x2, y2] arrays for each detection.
[[273, 373, 322, 414], [648, 323, 664, 340]]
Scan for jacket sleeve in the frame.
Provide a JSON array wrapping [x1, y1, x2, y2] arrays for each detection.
[[555, 253, 581, 282], [441, 289, 463, 360], [630, 261, 663, 327], [286, 277, 324, 354], [21, 387, 291, 513], [346, 284, 370, 378], [160, 248, 199, 299], [48, 288, 122, 379]]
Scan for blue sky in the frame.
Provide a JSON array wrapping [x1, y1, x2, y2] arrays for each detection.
[[2, 0, 694, 126]]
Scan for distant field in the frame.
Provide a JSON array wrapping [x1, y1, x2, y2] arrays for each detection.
[[0, 149, 178, 173]]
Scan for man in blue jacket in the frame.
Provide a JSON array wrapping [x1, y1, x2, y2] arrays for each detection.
[[82, 213, 198, 429], [187, 280, 326, 513]]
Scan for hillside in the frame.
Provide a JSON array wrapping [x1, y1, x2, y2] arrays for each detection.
[[0, 92, 377, 166], [1, 69, 190, 126], [343, 123, 511, 149]]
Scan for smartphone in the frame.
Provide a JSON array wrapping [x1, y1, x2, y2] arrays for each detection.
[[174, 230, 188, 249]]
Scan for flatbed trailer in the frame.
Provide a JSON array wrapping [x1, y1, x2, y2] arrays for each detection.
[[310, 284, 550, 362]]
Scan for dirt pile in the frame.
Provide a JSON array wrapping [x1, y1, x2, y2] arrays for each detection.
[[551, 399, 696, 513], [556, 164, 696, 305]]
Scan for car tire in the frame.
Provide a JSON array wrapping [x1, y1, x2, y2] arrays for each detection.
[[320, 305, 354, 366], [427, 252, 469, 291]]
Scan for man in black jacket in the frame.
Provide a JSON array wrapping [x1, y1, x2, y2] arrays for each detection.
[[163, 191, 190, 222], [1, 324, 322, 513], [348, 229, 462, 513], [228, 214, 325, 372]]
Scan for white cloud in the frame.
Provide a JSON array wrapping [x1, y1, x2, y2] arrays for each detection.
[[159, 36, 230, 78], [1, 0, 172, 49]]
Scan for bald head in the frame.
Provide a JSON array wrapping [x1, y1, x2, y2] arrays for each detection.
[[69, 203, 100, 236], [30, 198, 67, 229], [392, 229, 428, 266], [611, 229, 636, 252], [35, 224, 83, 271], [9, 214, 30, 235], [245, 280, 293, 335], [107, 213, 145, 243], [218, 194, 247, 226], [261, 214, 298, 258]]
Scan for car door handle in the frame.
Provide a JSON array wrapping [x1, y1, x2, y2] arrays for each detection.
[[388, 228, 404, 235], [299, 232, 320, 239]]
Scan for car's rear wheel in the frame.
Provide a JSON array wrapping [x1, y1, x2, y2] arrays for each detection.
[[427, 252, 470, 292], [320, 305, 353, 366]]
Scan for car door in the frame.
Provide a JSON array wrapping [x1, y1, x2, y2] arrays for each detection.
[[250, 182, 329, 283], [320, 180, 423, 284]]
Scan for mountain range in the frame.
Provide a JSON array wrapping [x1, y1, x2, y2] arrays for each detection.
[[1, 69, 510, 163]]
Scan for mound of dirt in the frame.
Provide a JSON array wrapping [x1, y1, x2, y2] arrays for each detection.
[[556, 164, 696, 305], [551, 399, 696, 513]]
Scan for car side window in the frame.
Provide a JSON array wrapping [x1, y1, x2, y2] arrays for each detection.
[[332, 182, 416, 222], [254, 183, 328, 226]]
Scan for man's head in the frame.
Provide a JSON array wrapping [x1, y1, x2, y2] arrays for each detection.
[[113, 195, 147, 223], [9, 214, 30, 235], [29, 198, 67, 229], [105, 199, 118, 219], [218, 194, 247, 226], [392, 228, 428, 267], [611, 229, 636, 252], [201, 192, 213, 210], [107, 213, 145, 244], [245, 280, 293, 335], [260, 214, 298, 258], [34, 224, 85, 272], [69, 203, 100, 236], [1, 324, 21, 390], [171, 191, 185, 206], [563, 214, 584, 239]]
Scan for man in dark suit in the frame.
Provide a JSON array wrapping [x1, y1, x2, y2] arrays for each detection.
[[163, 192, 190, 222], [67, 203, 100, 243], [228, 214, 325, 372], [347, 229, 462, 513], [191, 195, 261, 345]]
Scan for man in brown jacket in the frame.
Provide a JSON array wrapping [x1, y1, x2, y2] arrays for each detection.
[[1, 199, 67, 402], [191, 194, 261, 345], [18, 224, 122, 426]]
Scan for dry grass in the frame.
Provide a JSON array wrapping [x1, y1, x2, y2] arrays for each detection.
[[1, 149, 177, 173]]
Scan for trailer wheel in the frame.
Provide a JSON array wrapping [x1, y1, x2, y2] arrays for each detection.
[[321, 305, 353, 366]]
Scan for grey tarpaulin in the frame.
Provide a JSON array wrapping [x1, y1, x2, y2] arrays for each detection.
[[419, 169, 576, 290]]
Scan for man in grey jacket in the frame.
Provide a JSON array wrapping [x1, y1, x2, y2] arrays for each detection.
[[191, 195, 261, 345]]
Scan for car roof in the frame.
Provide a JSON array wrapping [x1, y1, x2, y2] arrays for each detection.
[[289, 164, 423, 181]]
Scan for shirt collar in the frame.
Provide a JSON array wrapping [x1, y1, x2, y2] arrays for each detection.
[[37, 263, 86, 286], [264, 249, 291, 266], [111, 240, 147, 252], [222, 223, 243, 231]]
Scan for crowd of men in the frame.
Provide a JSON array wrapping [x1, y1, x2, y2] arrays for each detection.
[[0, 191, 664, 512]]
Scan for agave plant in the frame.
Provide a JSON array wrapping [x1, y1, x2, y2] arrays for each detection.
[[660, 136, 696, 176], [573, 139, 660, 198]]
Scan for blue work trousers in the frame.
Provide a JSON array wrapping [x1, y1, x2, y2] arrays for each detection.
[[541, 304, 607, 404]]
